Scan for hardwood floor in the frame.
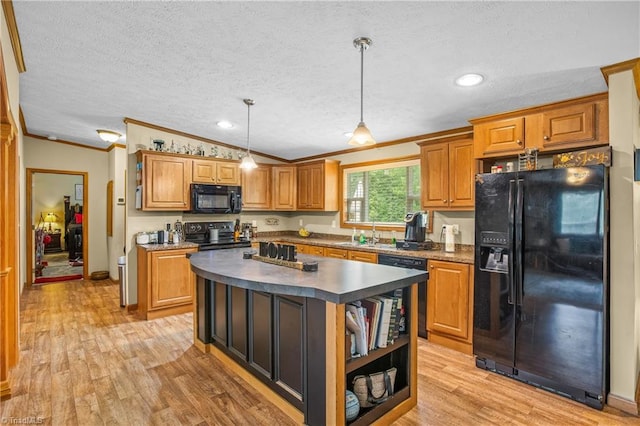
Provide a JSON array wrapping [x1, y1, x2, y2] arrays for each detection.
[[1, 279, 637, 425]]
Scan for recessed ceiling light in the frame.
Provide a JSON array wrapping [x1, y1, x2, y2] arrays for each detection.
[[47, 135, 57, 141], [217, 121, 233, 129], [455, 73, 484, 87]]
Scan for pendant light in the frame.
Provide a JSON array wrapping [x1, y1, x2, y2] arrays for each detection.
[[348, 37, 376, 146], [239, 98, 258, 170]]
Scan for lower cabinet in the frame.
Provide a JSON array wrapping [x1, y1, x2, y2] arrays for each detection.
[[426, 260, 474, 355], [137, 246, 197, 320]]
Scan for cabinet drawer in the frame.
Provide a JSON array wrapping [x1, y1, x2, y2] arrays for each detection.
[[348, 250, 377, 263], [324, 247, 348, 259]]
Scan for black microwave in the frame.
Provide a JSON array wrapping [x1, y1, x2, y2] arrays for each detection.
[[189, 184, 242, 214]]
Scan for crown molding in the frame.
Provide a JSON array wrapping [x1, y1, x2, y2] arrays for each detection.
[[291, 126, 473, 163], [1, 1, 26, 73], [123, 117, 291, 163], [107, 143, 126, 152], [601, 57, 640, 100], [24, 131, 109, 152]]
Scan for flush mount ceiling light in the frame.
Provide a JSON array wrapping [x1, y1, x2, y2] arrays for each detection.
[[455, 73, 484, 87], [216, 120, 233, 129], [239, 99, 258, 170], [348, 37, 376, 147], [96, 129, 122, 143]]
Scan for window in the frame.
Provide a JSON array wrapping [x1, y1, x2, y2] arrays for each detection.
[[342, 158, 421, 227]]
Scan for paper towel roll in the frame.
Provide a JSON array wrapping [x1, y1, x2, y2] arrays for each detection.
[[444, 225, 455, 252]]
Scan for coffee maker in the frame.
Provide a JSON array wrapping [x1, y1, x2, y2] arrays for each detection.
[[397, 211, 433, 250], [404, 211, 426, 242]]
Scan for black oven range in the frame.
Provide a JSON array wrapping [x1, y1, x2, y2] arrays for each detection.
[[184, 221, 251, 251]]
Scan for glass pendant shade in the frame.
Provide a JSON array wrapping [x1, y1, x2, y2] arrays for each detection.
[[240, 154, 257, 169], [239, 98, 258, 170], [348, 121, 376, 146], [349, 37, 376, 147]]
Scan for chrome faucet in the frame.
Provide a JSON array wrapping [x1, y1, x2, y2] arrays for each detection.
[[370, 222, 380, 245]]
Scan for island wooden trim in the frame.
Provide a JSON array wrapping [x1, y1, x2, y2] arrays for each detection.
[[326, 302, 345, 425]]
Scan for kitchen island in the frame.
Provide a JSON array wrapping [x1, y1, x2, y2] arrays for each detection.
[[190, 247, 428, 425]]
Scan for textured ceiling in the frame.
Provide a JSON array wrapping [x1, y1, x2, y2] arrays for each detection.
[[12, 1, 640, 161]]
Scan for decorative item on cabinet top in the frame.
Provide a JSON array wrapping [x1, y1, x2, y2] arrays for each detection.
[[143, 137, 243, 160]]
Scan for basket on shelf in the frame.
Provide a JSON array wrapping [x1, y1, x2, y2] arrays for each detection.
[[519, 148, 539, 171]]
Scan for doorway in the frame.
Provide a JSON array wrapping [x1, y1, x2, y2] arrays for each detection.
[[26, 169, 88, 285]]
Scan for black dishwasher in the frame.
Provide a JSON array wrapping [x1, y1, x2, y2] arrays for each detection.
[[377, 253, 428, 338]]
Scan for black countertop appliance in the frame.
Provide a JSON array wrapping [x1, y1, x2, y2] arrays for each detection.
[[403, 211, 426, 242]]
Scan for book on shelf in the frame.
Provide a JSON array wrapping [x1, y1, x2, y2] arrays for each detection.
[[346, 287, 406, 358], [373, 295, 393, 348], [346, 303, 368, 356]]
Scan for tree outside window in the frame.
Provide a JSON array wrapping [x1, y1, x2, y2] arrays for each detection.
[[343, 159, 421, 226]]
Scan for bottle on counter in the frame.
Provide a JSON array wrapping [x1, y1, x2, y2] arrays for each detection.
[[352, 228, 357, 244], [359, 230, 366, 245], [167, 223, 174, 244], [234, 219, 241, 240], [391, 231, 397, 245]]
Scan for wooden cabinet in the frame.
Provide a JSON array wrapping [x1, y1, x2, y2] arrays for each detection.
[[192, 158, 239, 185], [137, 246, 197, 320], [427, 260, 473, 355], [420, 135, 475, 210], [241, 164, 272, 210], [296, 244, 324, 256], [44, 232, 62, 253], [296, 160, 339, 211], [272, 166, 297, 210], [348, 250, 377, 263], [324, 247, 348, 259], [471, 93, 608, 159], [137, 151, 191, 211]]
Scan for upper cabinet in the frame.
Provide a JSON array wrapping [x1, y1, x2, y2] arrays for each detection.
[[241, 164, 272, 210], [272, 166, 297, 211], [137, 151, 192, 211], [192, 158, 240, 185], [420, 135, 476, 211], [471, 93, 609, 159], [296, 160, 339, 211]]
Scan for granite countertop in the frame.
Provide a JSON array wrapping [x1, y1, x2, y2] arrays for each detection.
[[137, 241, 199, 251], [253, 235, 475, 265], [189, 248, 429, 305]]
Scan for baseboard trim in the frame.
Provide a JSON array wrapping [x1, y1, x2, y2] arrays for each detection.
[[608, 392, 639, 416]]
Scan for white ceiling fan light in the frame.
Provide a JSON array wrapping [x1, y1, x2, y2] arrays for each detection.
[[96, 129, 122, 143], [455, 73, 484, 87]]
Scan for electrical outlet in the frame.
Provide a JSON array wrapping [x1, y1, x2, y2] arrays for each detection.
[[452, 224, 459, 234]]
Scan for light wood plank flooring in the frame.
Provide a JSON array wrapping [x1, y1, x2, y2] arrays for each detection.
[[1, 279, 637, 425]]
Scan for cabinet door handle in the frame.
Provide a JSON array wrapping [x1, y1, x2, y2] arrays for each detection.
[[430, 265, 434, 269], [442, 199, 447, 203], [450, 200, 453, 203], [516, 139, 523, 145], [543, 135, 550, 141]]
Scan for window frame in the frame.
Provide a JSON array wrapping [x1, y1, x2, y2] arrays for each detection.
[[339, 155, 429, 232]]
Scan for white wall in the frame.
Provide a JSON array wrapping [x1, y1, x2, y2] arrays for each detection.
[[608, 69, 640, 404], [108, 146, 127, 279], [23, 136, 110, 276]]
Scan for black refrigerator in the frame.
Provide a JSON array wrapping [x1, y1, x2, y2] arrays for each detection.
[[473, 165, 608, 409]]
